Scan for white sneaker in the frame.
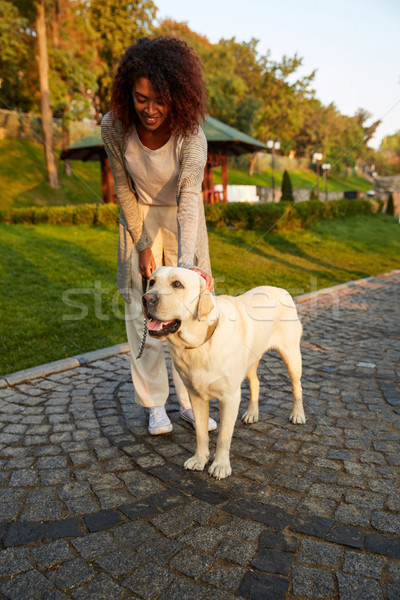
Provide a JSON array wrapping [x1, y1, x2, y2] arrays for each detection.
[[148, 406, 173, 435], [179, 408, 217, 432]]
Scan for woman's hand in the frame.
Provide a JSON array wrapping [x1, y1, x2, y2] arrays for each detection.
[[189, 267, 214, 292], [139, 247, 156, 279]]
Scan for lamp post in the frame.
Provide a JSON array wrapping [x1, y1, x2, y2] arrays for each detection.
[[322, 163, 331, 201], [312, 152, 323, 199], [267, 138, 280, 202]]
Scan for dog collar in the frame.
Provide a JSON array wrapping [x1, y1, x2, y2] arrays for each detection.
[[180, 319, 219, 350]]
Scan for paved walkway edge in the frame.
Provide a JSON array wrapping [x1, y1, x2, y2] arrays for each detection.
[[0, 342, 130, 388], [2, 269, 398, 389]]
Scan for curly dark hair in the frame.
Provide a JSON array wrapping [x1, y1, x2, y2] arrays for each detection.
[[110, 36, 207, 136]]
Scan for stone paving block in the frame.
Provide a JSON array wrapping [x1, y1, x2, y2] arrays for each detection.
[[219, 517, 264, 541], [39, 469, 71, 485], [123, 562, 175, 600], [292, 565, 335, 598], [202, 566, 246, 592], [9, 469, 39, 486], [337, 572, 384, 600], [21, 500, 63, 522], [216, 537, 256, 566], [371, 510, 400, 535], [251, 547, 294, 576], [4, 521, 46, 547], [46, 517, 83, 539], [46, 558, 94, 589], [159, 578, 211, 600], [58, 481, 91, 500], [31, 539, 73, 569], [365, 534, 400, 559], [290, 514, 334, 539], [237, 571, 289, 600], [71, 573, 125, 600], [325, 525, 365, 549], [65, 496, 100, 516], [0, 501, 22, 520], [41, 591, 70, 600], [84, 508, 124, 532], [169, 547, 214, 578], [150, 509, 194, 537], [95, 548, 143, 576], [0, 546, 32, 576], [297, 539, 342, 568], [112, 521, 160, 547], [179, 499, 218, 525], [119, 497, 161, 520], [72, 530, 119, 559], [342, 550, 385, 579], [334, 502, 372, 527], [0, 569, 53, 600], [136, 536, 183, 565]]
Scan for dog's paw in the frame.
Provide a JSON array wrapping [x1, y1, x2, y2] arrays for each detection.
[[290, 410, 306, 424], [184, 454, 208, 471], [242, 408, 259, 424], [208, 460, 232, 480]]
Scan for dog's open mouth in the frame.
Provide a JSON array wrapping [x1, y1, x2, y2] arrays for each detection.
[[146, 318, 181, 338]]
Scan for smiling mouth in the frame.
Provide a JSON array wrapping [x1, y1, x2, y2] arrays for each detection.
[[146, 317, 181, 338]]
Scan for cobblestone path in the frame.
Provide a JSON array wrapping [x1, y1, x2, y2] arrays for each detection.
[[0, 271, 399, 599]]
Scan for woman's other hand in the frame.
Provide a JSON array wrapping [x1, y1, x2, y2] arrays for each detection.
[[139, 247, 156, 279], [189, 267, 214, 292]]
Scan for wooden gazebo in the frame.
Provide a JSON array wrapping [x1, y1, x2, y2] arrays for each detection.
[[60, 116, 267, 204]]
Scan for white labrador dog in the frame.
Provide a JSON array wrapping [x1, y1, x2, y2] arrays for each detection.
[[142, 267, 305, 479]]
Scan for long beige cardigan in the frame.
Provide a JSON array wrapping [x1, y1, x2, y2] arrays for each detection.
[[101, 112, 211, 303]]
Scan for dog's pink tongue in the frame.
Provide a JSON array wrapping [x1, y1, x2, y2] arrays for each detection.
[[146, 319, 174, 332]]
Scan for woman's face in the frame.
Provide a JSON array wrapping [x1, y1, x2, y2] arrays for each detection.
[[132, 77, 170, 133]]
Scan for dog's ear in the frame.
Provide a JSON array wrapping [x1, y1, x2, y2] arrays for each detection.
[[197, 289, 214, 321]]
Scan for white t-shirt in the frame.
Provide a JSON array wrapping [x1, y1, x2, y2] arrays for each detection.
[[124, 126, 184, 206]]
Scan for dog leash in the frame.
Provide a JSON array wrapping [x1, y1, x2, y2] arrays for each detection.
[[136, 276, 148, 360]]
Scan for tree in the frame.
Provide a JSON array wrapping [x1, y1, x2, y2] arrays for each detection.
[[281, 170, 294, 202], [386, 193, 394, 215], [36, 0, 60, 188], [0, 1, 36, 112], [88, 0, 157, 119], [48, 0, 99, 174]]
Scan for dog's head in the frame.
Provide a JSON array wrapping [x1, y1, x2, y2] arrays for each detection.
[[142, 267, 215, 339]]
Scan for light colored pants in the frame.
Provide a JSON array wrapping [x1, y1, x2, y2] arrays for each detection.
[[125, 204, 191, 409]]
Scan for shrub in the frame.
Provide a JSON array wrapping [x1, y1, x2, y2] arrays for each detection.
[[47, 206, 75, 225], [74, 204, 97, 225], [95, 204, 120, 226], [281, 170, 294, 202], [386, 193, 394, 216]]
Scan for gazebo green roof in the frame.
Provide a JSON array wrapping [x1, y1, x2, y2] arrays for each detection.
[[60, 116, 267, 161], [201, 115, 268, 155]]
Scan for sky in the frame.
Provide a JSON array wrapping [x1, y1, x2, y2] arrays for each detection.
[[154, 0, 400, 149]]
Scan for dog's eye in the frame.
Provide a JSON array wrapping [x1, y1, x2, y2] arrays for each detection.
[[172, 280, 184, 289], [149, 279, 155, 288]]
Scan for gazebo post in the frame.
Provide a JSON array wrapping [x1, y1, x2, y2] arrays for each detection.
[[221, 154, 228, 203], [206, 155, 214, 204], [100, 153, 116, 204]]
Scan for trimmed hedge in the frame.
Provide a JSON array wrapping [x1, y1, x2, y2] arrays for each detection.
[[205, 197, 374, 232], [0, 203, 120, 226], [1, 197, 374, 231]]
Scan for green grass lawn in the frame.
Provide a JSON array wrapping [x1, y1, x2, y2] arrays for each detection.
[[0, 139, 102, 209], [0, 213, 398, 376]]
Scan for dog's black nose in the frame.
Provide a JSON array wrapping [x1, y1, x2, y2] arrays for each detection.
[[143, 292, 158, 308]]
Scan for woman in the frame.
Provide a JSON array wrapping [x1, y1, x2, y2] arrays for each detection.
[[101, 36, 216, 435]]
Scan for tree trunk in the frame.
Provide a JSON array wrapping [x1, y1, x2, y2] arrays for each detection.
[[249, 152, 258, 176], [62, 118, 72, 177], [36, 0, 60, 188]]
